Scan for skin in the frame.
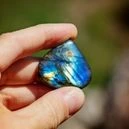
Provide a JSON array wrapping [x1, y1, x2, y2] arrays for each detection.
[[0, 24, 85, 129]]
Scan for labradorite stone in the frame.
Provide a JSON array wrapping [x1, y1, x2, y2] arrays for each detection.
[[38, 40, 91, 88]]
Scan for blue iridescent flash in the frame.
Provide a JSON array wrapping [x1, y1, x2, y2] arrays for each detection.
[[38, 40, 91, 88]]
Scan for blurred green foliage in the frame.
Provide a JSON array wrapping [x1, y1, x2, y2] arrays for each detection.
[[0, 0, 120, 88]]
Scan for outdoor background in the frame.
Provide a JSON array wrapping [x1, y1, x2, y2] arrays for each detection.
[[0, 0, 129, 129]]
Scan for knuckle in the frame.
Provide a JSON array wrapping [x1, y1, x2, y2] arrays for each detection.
[[45, 100, 60, 128], [44, 97, 69, 128], [0, 32, 23, 55], [0, 92, 12, 108], [0, 32, 23, 72]]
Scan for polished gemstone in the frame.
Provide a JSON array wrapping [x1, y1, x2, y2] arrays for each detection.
[[38, 40, 91, 88]]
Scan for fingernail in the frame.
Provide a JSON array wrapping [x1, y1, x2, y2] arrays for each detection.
[[61, 87, 85, 115]]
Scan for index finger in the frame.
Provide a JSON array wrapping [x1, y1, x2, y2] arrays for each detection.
[[0, 24, 77, 72]]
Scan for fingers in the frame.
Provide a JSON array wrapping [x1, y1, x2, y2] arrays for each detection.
[[0, 24, 77, 72], [0, 57, 40, 85], [0, 84, 52, 110], [16, 87, 85, 129]]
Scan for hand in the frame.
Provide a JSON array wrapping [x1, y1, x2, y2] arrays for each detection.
[[0, 24, 85, 129]]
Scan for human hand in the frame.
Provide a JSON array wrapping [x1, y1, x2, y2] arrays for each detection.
[[0, 24, 85, 129]]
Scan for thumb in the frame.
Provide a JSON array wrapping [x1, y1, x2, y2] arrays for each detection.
[[25, 87, 85, 129]]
